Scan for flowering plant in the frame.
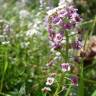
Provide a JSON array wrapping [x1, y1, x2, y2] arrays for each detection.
[[42, 1, 86, 96]]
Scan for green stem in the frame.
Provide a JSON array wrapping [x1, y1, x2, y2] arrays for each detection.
[[65, 31, 69, 62], [89, 16, 96, 37], [43, 93, 47, 96], [65, 85, 72, 96], [54, 30, 69, 96], [54, 81, 60, 96], [0, 92, 10, 96], [84, 79, 96, 84], [84, 16, 96, 49], [0, 48, 8, 92], [80, 19, 94, 26], [78, 59, 84, 96]]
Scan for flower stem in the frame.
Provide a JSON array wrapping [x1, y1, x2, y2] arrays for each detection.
[[84, 16, 96, 49], [78, 59, 84, 96], [65, 31, 69, 62], [0, 47, 8, 92], [65, 84, 72, 96]]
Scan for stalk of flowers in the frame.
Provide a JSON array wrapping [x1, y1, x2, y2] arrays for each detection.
[[43, 1, 83, 95]]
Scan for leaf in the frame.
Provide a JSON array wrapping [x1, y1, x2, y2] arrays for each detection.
[[91, 90, 96, 96]]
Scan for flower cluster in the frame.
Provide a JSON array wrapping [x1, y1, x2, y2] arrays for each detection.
[[46, 4, 82, 50], [43, 2, 83, 95]]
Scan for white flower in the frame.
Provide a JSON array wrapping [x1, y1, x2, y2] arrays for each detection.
[[3, 24, 11, 33], [2, 41, 10, 45], [55, 52, 61, 56], [61, 63, 71, 72], [42, 87, 51, 92], [46, 77, 54, 85], [59, 0, 73, 6], [19, 10, 30, 19], [26, 29, 38, 37], [21, 0, 29, 3], [20, 42, 30, 48], [40, 0, 46, 7], [61, 39, 66, 44], [47, 4, 65, 16]]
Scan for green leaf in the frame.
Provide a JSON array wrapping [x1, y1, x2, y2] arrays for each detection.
[[92, 90, 96, 96]]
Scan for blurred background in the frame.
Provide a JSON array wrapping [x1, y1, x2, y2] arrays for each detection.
[[0, 0, 96, 96]]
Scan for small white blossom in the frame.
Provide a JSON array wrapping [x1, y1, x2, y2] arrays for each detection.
[[61, 39, 66, 44], [47, 4, 65, 16], [42, 87, 51, 92], [46, 77, 54, 85], [26, 29, 38, 37], [55, 52, 61, 56], [59, 0, 73, 6], [21, 0, 29, 3], [19, 10, 30, 19], [20, 42, 30, 48], [2, 41, 10, 45]]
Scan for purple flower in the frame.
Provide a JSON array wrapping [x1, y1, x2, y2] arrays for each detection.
[[49, 32, 64, 50], [50, 32, 64, 50], [70, 76, 78, 86], [52, 16, 61, 24], [48, 32, 55, 41], [48, 25, 53, 33], [75, 16, 81, 22], [53, 43, 62, 50], [70, 12, 81, 22], [61, 63, 71, 72], [72, 40, 82, 50], [59, 10, 68, 17], [63, 23, 72, 29], [67, 6, 78, 14], [53, 32, 64, 44]]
